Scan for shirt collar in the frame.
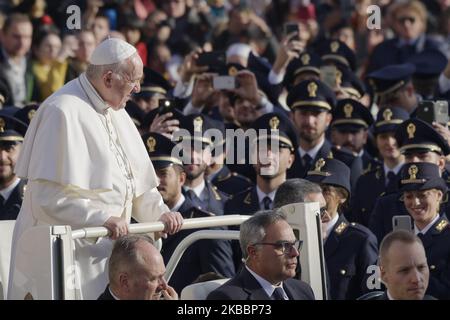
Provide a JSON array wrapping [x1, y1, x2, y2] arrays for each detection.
[[245, 265, 287, 299], [185, 179, 206, 199], [298, 138, 325, 160], [171, 194, 185, 212], [79, 73, 110, 114], [414, 214, 440, 235], [108, 287, 120, 300], [383, 162, 404, 178], [325, 214, 340, 239], [0, 178, 20, 201], [256, 186, 277, 207]]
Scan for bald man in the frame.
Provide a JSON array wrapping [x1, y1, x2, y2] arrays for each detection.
[[8, 38, 183, 300], [99, 235, 178, 300], [378, 230, 435, 300]]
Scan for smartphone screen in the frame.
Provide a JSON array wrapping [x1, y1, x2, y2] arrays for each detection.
[[320, 65, 337, 89], [284, 23, 300, 40]]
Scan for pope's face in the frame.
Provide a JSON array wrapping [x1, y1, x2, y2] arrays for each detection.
[[109, 55, 143, 110]]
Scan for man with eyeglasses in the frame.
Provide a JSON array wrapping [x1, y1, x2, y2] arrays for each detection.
[[8, 38, 184, 300], [207, 210, 315, 300]]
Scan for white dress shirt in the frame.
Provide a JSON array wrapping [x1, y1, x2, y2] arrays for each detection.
[[246, 265, 288, 300], [298, 138, 325, 160], [0, 177, 20, 202]]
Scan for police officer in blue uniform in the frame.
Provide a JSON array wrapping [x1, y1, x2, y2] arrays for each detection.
[[178, 113, 229, 215], [13, 103, 39, 127], [369, 118, 450, 244], [224, 112, 297, 269], [0, 110, 27, 220], [316, 39, 357, 71], [351, 107, 410, 226], [142, 132, 235, 293], [408, 49, 449, 100], [330, 98, 377, 184], [286, 79, 336, 179], [206, 117, 253, 197], [367, 63, 418, 115], [398, 162, 450, 299], [133, 67, 173, 112], [283, 51, 322, 91], [305, 157, 378, 300]]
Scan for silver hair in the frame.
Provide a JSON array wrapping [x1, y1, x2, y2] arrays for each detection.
[[108, 234, 154, 286], [85, 52, 139, 80], [273, 178, 322, 208], [240, 210, 287, 259]]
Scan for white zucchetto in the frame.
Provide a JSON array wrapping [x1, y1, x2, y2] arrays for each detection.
[[90, 38, 137, 65]]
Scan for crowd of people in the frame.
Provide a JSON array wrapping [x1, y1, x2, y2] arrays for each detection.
[[0, 0, 450, 300]]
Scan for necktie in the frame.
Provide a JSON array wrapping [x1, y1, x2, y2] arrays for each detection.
[[386, 171, 397, 193], [263, 196, 272, 210], [417, 232, 425, 242], [272, 287, 285, 300], [186, 189, 201, 208], [0, 194, 5, 214], [302, 154, 313, 170]]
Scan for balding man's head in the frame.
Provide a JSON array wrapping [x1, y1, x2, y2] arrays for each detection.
[[108, 234, 168, 300]]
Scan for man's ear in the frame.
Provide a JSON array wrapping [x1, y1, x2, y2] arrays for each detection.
[[104, 71, 114, 88], [118, 272, 129, 292], [179, 171, 186, 186]]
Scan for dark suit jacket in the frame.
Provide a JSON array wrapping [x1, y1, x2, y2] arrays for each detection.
[[287, 139, 332, 179], [324, 215, 378, 300], [97, 285, 116, 300], [0, 180, 26, 220], [207, 267, 315, 300]]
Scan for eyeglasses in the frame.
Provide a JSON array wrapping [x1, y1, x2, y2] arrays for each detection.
[[398, 16, 416, 24], [254, 240, 303, 255]]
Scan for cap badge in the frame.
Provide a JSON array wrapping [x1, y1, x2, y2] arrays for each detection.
[[408, 165, 418, 180], [307, 82, 318, 97], [315, 158, 326, 171], [301, 54, 310, 65], [269, 116, 280, 130], [383, 108, 393, 121], [343, 104, 353, 118], [228, 66, 238, 76], [146, 136, 156, 152], [330, 41, 339, 53], [407, 123, 416, 139], [28, 109, 36, 121], [194, 116, 203, 133]]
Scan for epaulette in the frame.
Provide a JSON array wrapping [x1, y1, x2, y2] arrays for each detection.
[[211, 185, 222, 201], [243, 191, 252, 205], [361, 162, 376, 176], [334, 221, 348, 235], [435, 219, 449, 233]]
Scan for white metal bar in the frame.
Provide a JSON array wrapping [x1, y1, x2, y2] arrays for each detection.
[[165, 230, 240, 281], [71, 215, 250, 240]]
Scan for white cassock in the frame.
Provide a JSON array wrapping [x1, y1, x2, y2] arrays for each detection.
[[8, 73, 169, 300]]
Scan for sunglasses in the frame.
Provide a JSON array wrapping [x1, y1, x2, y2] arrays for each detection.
[[397, 16, 416, 24]]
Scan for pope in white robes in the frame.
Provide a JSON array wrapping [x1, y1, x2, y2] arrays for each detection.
[[8, 39, 182, 300]]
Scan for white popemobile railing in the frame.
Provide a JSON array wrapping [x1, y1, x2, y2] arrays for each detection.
[[7, 202, 327, 300]]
